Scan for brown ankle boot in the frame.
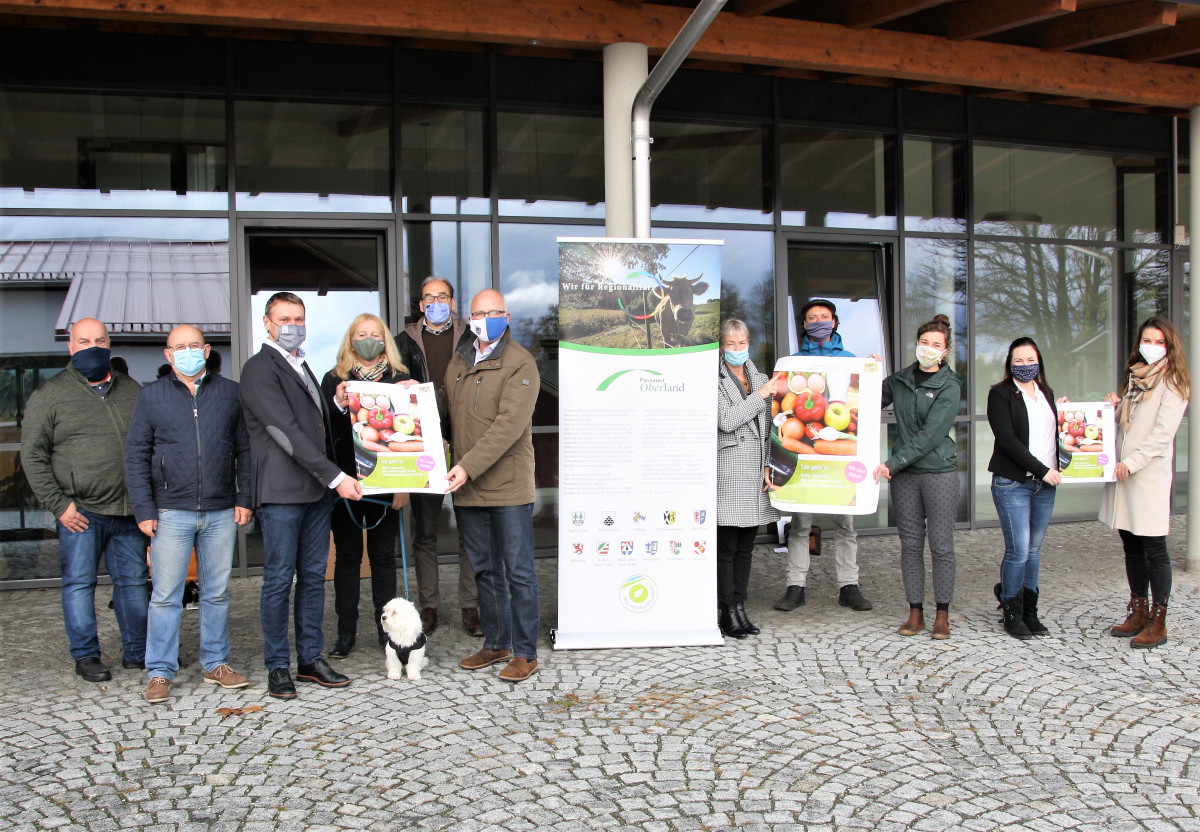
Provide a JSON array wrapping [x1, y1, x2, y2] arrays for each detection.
[[931, 609, 950, 640], [1130, 603, 1167, 649], [1110, 595, 1149, 638], [897, 608, 924, 636]]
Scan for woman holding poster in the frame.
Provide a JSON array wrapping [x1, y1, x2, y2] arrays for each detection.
[[320, 314, 411, 658], [716, 319, 779, 639], [1098, 316, 1190, 650], [873, 315, 961, 640], [986, 338, 1061, 641]]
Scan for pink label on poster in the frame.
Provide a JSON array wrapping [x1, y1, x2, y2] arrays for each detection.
[[417, 455, 435, 471], [1097, 454, 1109, 465], [844, 461, 867, 483]]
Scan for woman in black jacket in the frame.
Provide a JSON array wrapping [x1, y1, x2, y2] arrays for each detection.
[[320, 313, 411, 658], [986, 337, 1061, 640]]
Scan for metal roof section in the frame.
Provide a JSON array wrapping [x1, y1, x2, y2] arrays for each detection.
[[0, 239, 230, 339]]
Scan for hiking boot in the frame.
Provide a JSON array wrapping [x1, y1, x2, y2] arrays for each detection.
[[1110, 595, 1149, 638], [838, 584, 873, 611], [1130, 603, 1167, 649]]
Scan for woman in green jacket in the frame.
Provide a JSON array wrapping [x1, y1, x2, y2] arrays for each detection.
[[873, 314, 962, 639]]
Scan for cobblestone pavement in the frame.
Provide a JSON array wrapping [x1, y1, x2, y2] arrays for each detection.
[[2, 519, 1198, 831]]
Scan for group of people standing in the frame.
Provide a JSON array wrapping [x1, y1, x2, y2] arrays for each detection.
[[716, 302, 1189, 646], [21, 277, 545, 704]]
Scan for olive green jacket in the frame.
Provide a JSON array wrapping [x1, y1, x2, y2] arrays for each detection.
[[880, 362, 961, 475]]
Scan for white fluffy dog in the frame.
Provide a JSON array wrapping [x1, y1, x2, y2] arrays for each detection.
[[379, 597, 428, 681]]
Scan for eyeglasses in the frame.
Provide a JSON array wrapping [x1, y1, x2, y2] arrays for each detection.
[[168, 343, 204, 353], [469, 310, 507, 320], [421, 293, 451, 303]]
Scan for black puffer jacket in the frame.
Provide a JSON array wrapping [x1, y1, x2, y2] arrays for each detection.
[[124, 372, 251, 523]]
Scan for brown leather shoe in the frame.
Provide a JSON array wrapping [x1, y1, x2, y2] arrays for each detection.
[[1110, 595, 1149, 638], [498, 657, 539, 683], [420, 607, 438, 635], [931, 609, 951, 640], [897, 608, 924, 636], [462, 607, 483, 637], [1130, 602, 1166, 649], [459, 647, 511, 670]]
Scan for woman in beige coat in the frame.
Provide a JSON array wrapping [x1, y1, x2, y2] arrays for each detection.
[[1098, 316, 1190, 649]]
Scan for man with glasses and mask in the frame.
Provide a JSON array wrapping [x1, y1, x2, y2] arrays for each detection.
[[124, 325, 253, 704], [397, 277, 479, 637], [22, 317, 148, 683], [240, 292, 363, 699], [445, 289, 542, 683]]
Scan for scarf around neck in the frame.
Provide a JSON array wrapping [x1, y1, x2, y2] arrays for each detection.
[[1119, 359, 1168, 429], [351, 356, 389, 382]]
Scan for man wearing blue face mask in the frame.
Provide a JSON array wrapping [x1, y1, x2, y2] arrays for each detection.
[[124, 325, 253, 704], [397, 276, 479, 637], [774, 299, 876, 614], [22, 317, 148, 683]]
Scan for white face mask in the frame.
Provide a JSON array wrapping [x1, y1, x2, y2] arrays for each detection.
[[1139, 343, 1166, 365], [915, 344, 944, 369]]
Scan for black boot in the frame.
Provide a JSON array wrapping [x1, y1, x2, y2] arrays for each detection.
[[1022, 587, 1049, 636], [718, 603, 747, 639], [999, 593, 1033, 640], [733, 602, 759, 636]]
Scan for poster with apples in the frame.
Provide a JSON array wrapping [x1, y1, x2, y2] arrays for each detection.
[[344, 380, 449, 494], [1057, 401, 1116, 482], [767, 356, 883, 514]]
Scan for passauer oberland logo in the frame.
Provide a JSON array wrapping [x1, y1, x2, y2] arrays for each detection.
[[596, 368, 685, 393], [619, 574, 658, 613]]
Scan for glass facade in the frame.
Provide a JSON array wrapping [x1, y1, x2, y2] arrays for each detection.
[[0, 32, 1191, 585]]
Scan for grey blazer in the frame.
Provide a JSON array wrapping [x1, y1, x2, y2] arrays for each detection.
[[717, 358, 780, 527]]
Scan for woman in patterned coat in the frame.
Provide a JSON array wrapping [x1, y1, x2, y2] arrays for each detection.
[[716, 319, 780, 639]]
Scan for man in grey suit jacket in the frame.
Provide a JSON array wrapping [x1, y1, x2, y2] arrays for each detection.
[[239, 292, 363, 699]]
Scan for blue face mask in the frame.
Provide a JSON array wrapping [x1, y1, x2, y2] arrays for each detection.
[[424, 301, 451, 325], [172, 347, 207, 377], [805, 320, 835, 341], [469, 315, 508, 342], [1011, 363, 1040, 384], [724, 348, 749, 366], [70, 346, 112, 382]]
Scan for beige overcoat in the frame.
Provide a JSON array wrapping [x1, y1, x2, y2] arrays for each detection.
[[1098, 379, 1188, 536]]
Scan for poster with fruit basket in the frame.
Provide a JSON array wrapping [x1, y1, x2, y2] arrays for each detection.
[[344, 380, 449, 494], [767, 356, 883, 514], [1057, 401, 1116, 482]]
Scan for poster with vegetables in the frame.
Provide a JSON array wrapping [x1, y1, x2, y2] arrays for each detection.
[[344, 380, 449, 494], [766, 356, 883, 514], [1057, 401, 1116, 482]]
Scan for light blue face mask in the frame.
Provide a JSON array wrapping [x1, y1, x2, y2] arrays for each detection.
[[469, 315, 508, 341], [724, 348, 749, 366], [172, 347, 207, 377], [424, 301, 451, 325]]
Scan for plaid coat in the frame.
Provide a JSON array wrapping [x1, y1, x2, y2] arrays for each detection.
[[717, 358, 781, 527]]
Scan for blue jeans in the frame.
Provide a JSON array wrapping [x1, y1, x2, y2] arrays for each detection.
[[57, 509, 149, 662], [992, 474, 1056, 600], [454, 504, 539, 660], [258, 493, 332, 670], [145, 509, 237, 680]]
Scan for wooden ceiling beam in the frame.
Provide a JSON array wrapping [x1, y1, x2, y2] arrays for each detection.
[[841, 0, 955, 30], [730, 0, 794, 17], [1024, 1, 1177, 52], [937, 0, 1077, 41], [1120, 17, 1200, 60], [0, 0, 1196, 107]]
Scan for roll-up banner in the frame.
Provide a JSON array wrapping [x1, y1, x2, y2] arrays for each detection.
[[555, 238, 724, 650]]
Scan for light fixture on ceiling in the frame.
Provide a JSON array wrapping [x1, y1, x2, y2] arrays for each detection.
[[982, 146, 1042, 225]]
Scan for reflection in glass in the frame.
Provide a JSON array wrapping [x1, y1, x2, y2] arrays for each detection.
[[1125, 249, 1169, 356], [903, 138, 965, 232], [649, 121, 769, 224], [400, 107, 487, 215], [973, 239, 1116, 413], [786, 245, 886, 365], [497, 112, 604, 218], [403, 222, 490, 322], [235, 100, 391, 213], [904, 237, 967, 384], [0, 91, 226, 211], [781, 128, 895, 230]]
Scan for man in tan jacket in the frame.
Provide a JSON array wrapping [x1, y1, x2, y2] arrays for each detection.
[[445, 289, 542, 683]]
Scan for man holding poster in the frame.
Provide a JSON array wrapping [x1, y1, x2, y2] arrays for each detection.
[[774, 299, 874, 614]]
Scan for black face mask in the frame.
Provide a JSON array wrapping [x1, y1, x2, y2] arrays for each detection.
[[70, 347, 112, 382]]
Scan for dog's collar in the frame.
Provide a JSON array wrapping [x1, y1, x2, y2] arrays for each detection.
[[387, 631, 427, 664]]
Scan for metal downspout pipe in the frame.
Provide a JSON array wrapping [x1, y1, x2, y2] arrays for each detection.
[[1189, 106, 1199, 572], [631, 0, 727, 239]]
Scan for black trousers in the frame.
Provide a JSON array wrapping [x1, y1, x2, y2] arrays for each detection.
[[331, 498, 399, 638], [716, 525, 756, 606], [1118, 529, 1171, 606]]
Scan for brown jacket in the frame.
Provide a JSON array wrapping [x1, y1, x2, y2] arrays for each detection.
[[444, 330, 540, 506]]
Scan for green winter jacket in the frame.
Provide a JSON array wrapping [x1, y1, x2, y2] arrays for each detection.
[[21, 364, 141, 518], [880, 362, 961, 475]]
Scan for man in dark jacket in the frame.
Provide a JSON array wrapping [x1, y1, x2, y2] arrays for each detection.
[[125, 325, 253, 704], [240, 292, 362, 699], [397, 275, 479, 637], [21, 317, 148, 683]]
